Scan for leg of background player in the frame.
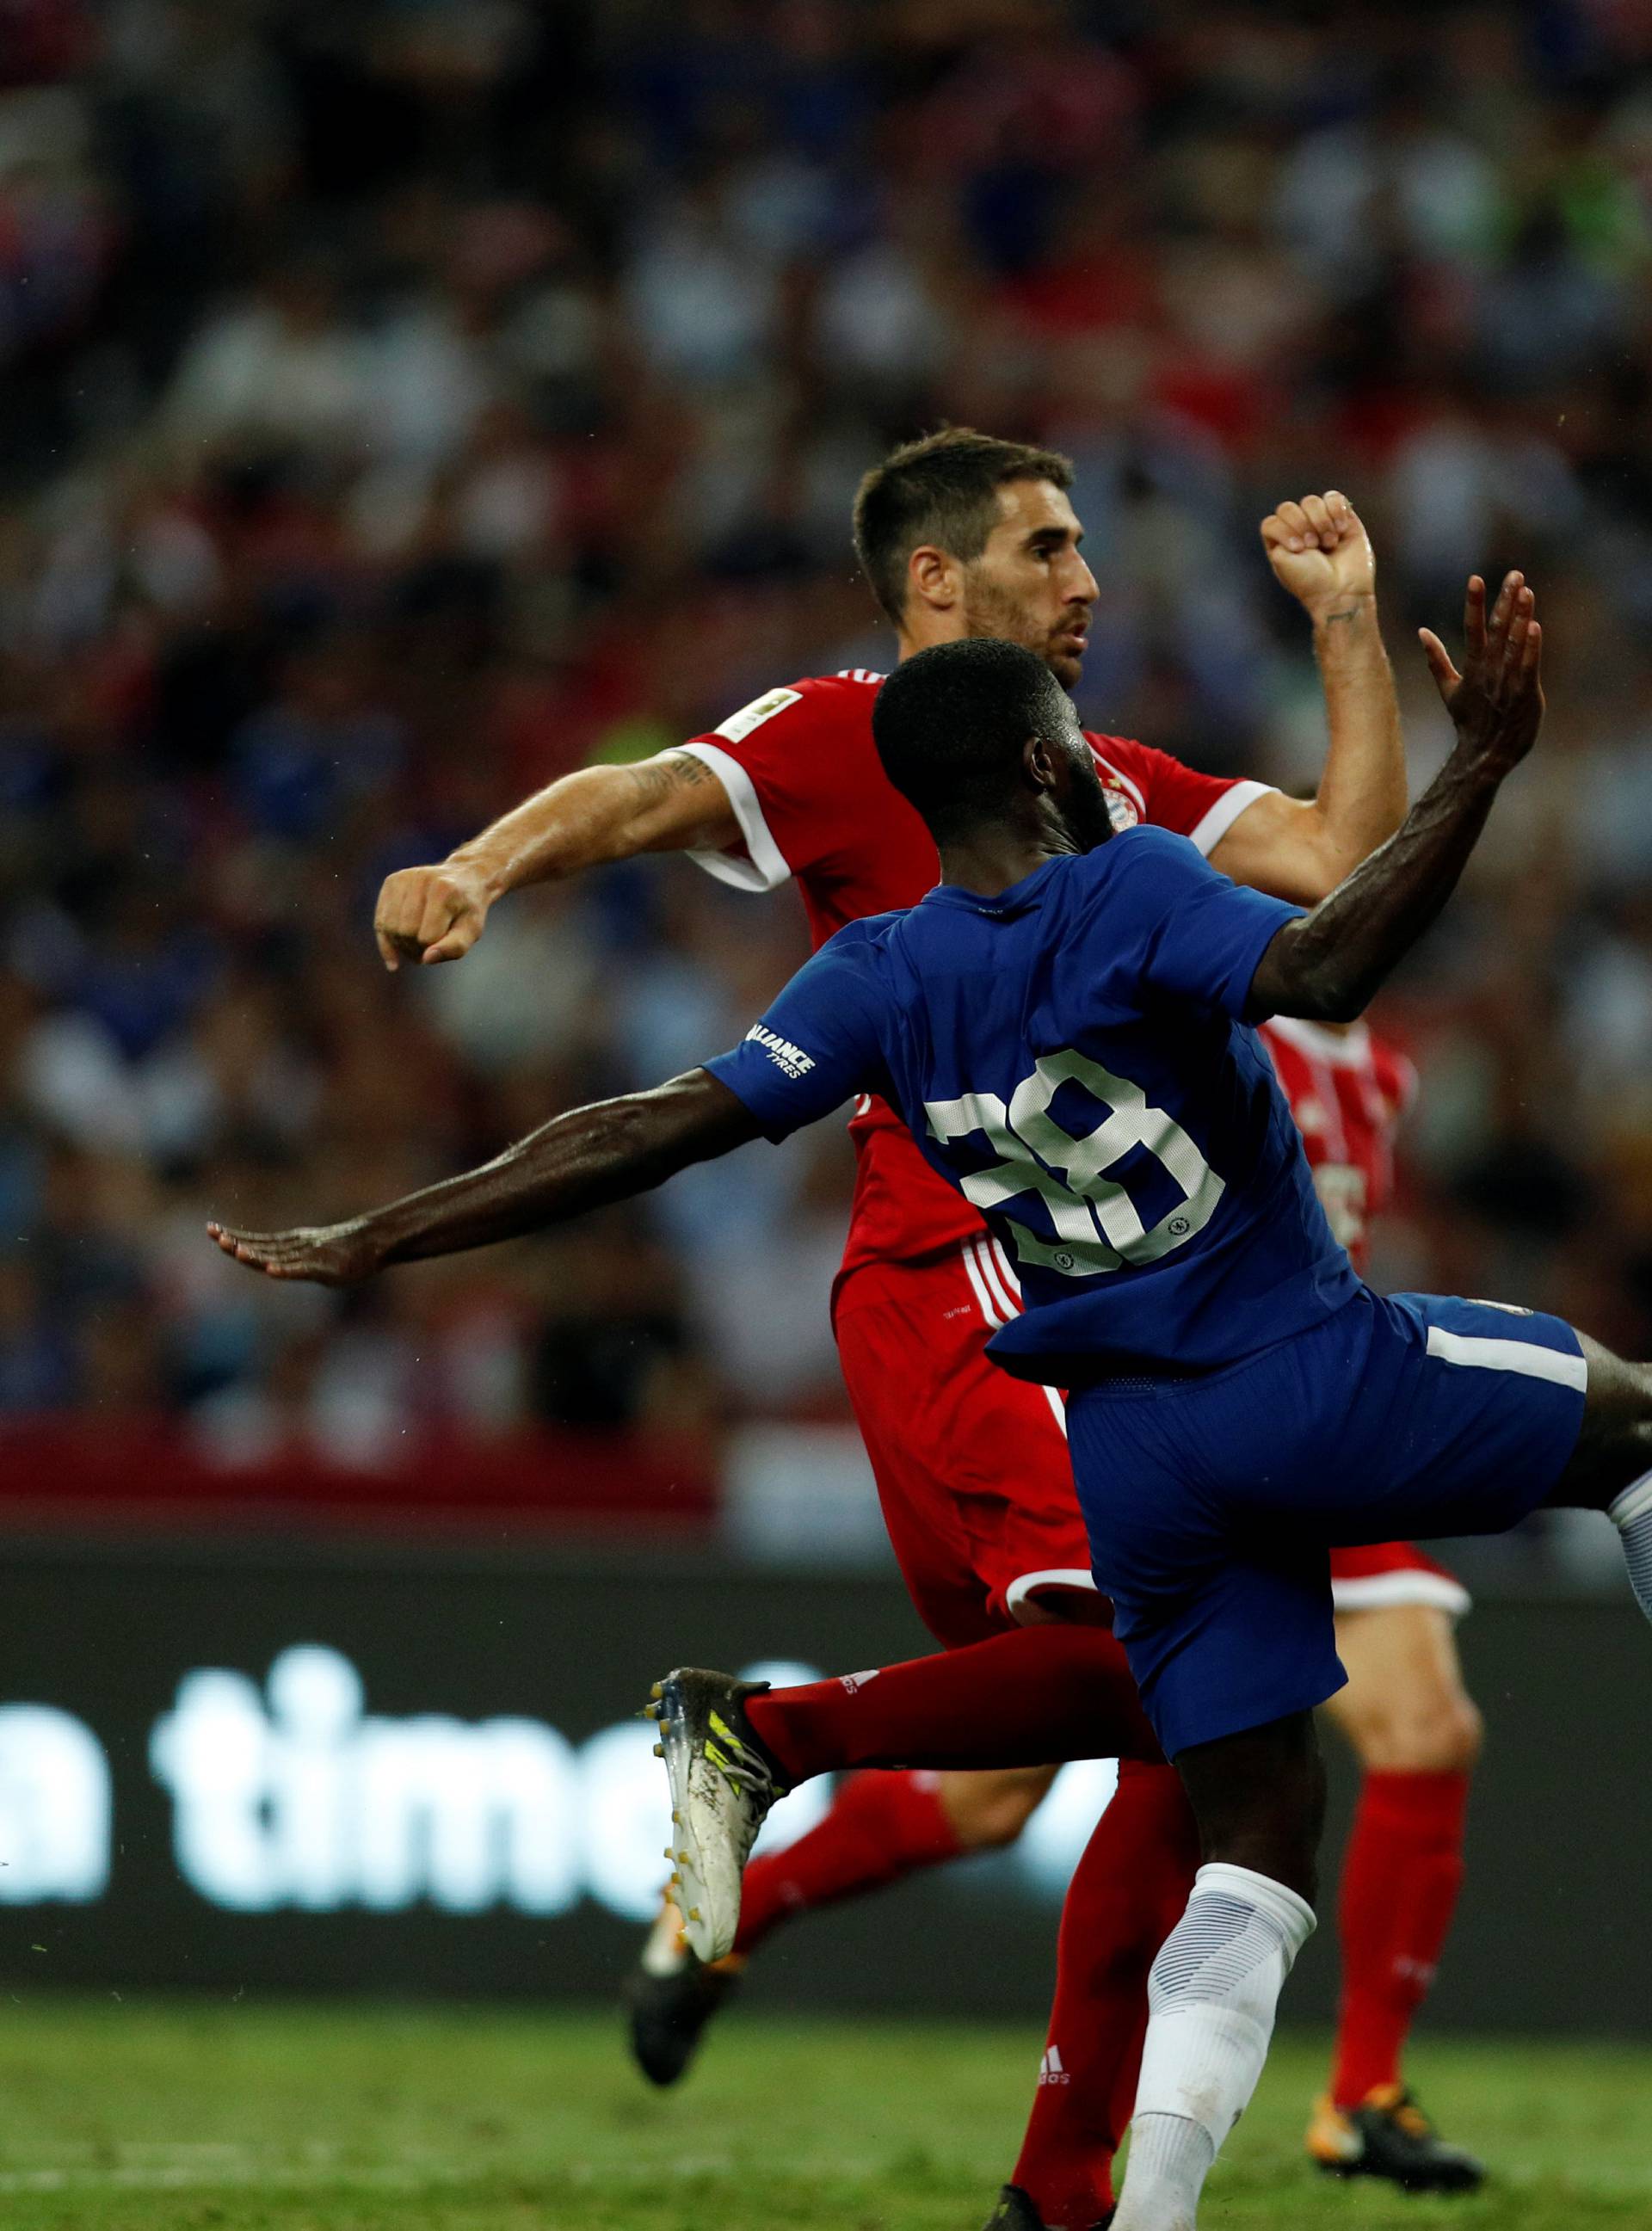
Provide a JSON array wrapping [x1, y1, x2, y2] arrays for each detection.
[[630, 1769, 1033, 2087], [627, 1770, 997, 2089], [734, 1764, 1051, 1957], [1307, 1605, 1484, 2191], [1112, 1714, 1323, 2231]]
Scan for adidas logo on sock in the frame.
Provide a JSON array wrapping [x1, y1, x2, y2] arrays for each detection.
[[1039, 2045, 1069, 2086]]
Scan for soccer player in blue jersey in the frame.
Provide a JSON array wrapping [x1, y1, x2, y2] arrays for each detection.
[[210, 575, 1652, 2231]]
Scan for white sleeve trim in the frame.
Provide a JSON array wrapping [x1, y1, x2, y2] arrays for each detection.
[[1188, 779, 1274, 858], [677, 741, 793, 894]]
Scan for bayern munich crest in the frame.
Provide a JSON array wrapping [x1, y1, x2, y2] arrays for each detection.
[[1104, 786, 1140, 833]]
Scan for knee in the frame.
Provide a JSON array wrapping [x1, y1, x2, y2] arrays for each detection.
[[1428, 1692, 1483, 1776], [1193, 1752, 1325, 1907], [1350, 1688, 1483, 1776], [1211, 1828, 1320, 1910], [938, 1765, 1055, 1851], [1561, 1340, 1652, 1508]]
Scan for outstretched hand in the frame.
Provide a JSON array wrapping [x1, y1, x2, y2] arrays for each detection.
[[206, 1218, 381, 1286], [1420, 572, 1544, 774]]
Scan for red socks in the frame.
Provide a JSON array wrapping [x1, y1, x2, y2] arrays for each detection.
[[1011, 1760, 1201, 2230], [743, 1623, 1160, 1784], [1331, 1769, 1471, 2108], [732, 1770, 962, 1957]]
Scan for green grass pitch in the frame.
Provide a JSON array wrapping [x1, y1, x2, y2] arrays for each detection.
[[0, 1998, 1646, 2228]]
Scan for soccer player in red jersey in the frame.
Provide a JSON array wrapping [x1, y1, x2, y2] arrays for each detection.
[[1260, 1015, 1483, 2191], [372, 433, 1409, 2229]]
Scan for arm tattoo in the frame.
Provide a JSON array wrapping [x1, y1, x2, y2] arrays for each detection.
[[628, 751, 715, 810]]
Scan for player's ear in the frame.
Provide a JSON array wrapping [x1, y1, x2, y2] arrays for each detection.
[[907, 543, 959, 615], [1025, 733, 1058, 791]]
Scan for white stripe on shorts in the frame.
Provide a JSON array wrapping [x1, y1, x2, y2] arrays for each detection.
[[960, 1239, 1004, 1329], [1425, 1325, 1587, 1391], [977, 1237, 1020, 1322], [1004, 1566, 1098, 1622], [959, 1240, 1067, 1436]]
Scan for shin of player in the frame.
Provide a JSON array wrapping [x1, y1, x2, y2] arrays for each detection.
[[1316, 1594, 1480, 2174]]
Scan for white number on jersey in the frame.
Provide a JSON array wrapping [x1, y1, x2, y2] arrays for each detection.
[[924, 1050, 1224, 1281]]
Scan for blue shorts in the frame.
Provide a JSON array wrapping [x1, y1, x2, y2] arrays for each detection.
[[1067, 1290, 1587, 1758]]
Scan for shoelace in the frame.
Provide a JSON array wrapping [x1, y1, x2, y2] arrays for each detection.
[[1365, 2087, 1433, 2141], [1390, 2098, 1433, 2141], [701, 1713, 783, 1801]]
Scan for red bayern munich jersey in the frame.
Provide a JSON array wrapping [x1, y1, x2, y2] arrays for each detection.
[[681, 669, 1273, 1278], [1257, 1015, 1417, 1277]]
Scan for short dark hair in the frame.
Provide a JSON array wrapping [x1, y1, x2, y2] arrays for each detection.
[[852, 427, 1075, 626], [872, 638, 1071, 842]]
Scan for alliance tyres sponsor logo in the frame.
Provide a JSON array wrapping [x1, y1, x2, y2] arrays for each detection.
[[747, 1023, 816, 1080]]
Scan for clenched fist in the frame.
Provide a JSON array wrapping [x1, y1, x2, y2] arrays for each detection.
[[373, 859, 495, 971], [1260, 490, 1374, 617]]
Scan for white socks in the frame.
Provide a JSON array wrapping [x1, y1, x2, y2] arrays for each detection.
[[1610, 1475, 1652, 1623], [1113, 1862, 1316, 2231]]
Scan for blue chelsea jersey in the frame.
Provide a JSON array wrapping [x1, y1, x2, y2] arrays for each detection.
[[706, 827, 1359, 1384]]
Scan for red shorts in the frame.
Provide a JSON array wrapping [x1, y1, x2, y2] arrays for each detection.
[[833, 1236, 1100, 1649], [833, 1236, 1470, 1650]]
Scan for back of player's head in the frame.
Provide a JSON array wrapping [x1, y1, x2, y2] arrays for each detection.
[[853, 427, 1074, 626], [872, 638, 1072, 840]]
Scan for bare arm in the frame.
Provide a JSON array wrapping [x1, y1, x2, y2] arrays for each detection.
[[207, 1069, 761, 1284], [1211, 492, 1408, 904], [373, 750, 741, 970], [1251, 572, 1541, 1024]]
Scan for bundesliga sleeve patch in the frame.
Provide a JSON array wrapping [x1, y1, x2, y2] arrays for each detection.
[[715, 687, 802, 744], [746, 1023, 815, 1080]]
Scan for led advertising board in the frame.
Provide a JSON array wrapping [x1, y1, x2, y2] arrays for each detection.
[[0, 1538, 1644, 2034]]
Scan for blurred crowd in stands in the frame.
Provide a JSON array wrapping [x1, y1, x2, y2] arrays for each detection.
[[3, 0, 1652, 1472]]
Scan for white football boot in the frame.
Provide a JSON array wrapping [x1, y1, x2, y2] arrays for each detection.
[[645, 1667, 787, 1962]]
